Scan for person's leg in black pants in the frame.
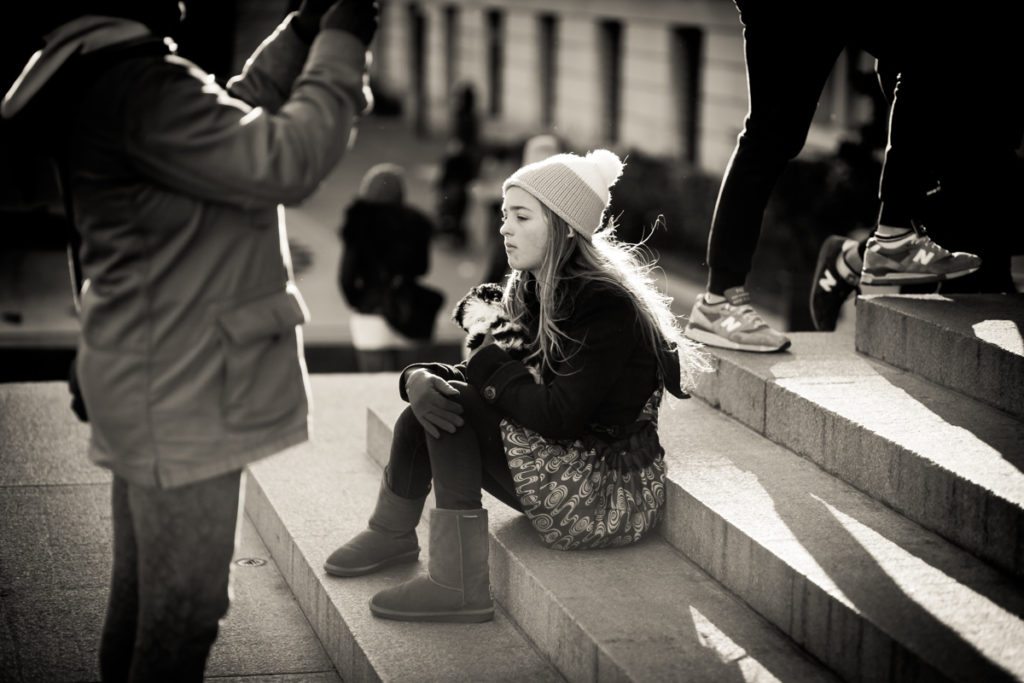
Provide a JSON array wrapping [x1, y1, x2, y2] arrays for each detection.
[[705, 2, 845, 294], [384, 382, 521, 511], [99, 470, 242, 682], [686, 2, 844, 352], [99, 477, 139, 682]]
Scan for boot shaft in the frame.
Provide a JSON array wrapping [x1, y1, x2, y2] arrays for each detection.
[[429, 508, 490, 608], [368, 478, 426, 535]]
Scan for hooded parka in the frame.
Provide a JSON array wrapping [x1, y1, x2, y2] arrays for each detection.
[[2, 14, 368, 487]]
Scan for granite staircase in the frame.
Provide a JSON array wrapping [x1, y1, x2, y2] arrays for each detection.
[[245, 293, 1024, 681]]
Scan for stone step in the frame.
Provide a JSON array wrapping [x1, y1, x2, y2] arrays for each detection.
[[856, 294, 1024, 420], [367, 400, 837, 682], [691, 332, 1024, 578], [244, 374, 562, 683], [656, 396, 1024, 683]]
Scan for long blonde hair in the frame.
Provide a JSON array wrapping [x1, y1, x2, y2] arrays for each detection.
[[503, 208, 709, 390]]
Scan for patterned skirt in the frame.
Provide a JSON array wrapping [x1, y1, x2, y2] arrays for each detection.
[[499, 389, 666, 551]]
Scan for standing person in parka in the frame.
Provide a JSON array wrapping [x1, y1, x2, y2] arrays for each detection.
[[323, 149, 709, 623], [2, 0, 378, 679]]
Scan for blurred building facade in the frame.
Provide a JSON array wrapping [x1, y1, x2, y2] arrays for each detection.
[[371, 0, 876, 172]]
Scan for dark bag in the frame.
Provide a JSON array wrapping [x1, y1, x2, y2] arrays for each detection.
[[380, 280, 444, 341]]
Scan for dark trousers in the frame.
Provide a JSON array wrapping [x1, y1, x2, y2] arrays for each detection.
[[386, 381, 522, 511], [99, 470, 242, 682], [706, 2, 848, 293], [706, 0, 918, 294], [875, 16, 1023, 293]]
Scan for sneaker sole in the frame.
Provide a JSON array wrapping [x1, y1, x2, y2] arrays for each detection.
[[684, 326, 791, 353], [860, 266, 980, 286], [324, 549, 420, 577], [369, 600, 495, 623]]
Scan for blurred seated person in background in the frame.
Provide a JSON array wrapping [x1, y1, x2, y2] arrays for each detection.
[[339, 163, 443, 371]]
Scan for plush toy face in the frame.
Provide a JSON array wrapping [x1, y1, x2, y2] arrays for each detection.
[[452, 282, 542, 383], [452, 283, 504, 339], [500, 187, 549, 274]]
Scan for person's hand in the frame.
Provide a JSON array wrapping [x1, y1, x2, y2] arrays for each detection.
[[322, 0, 379, 46], [292, 0, 335, 42], [406, 369, 463, 438]]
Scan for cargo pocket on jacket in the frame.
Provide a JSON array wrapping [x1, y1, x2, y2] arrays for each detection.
[[217, 289, 308, 429]]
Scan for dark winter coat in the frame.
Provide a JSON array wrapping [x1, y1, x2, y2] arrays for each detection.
[[2, 15, 367, 487], [400, 279, 687, 441]]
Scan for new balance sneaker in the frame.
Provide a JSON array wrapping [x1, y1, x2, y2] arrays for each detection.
[[810, 235, 861, 331], [860, 233, 981, 285], [684, 287, 791, 352]]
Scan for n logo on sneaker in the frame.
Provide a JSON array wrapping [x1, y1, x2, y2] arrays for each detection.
[[818, 270, 837, 292], [912, 249, 935, 265], [721, 317, 742, 332]]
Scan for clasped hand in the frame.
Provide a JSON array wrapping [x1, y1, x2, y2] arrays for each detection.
[[406, 369, 464, 439]]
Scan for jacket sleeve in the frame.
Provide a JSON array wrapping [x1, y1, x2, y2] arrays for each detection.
[[398, 362, 469, 402], [121, 28, 366, 209], [465, 290, 638, 438], [225, 13, 311, 113]]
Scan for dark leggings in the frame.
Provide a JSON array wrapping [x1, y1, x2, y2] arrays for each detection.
[[385, 381, 523, 511], [100, 470, 242, 682]]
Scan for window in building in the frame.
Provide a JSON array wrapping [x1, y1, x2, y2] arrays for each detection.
[[486, 9, 504, 117], [598, 20, 623, 143], [443, 5, 458, 97], [671, 26, 703, 163], [538, 14, 558, 128]]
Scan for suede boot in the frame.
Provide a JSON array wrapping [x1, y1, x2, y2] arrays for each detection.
[[323, 479, 426, 577], [369, 508, 493, 623]]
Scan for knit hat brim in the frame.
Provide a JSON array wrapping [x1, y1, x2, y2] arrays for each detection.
[[501, 150, 624, 240]]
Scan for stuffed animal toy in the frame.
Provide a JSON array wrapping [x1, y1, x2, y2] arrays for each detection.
[[452, 283, 542, 383]]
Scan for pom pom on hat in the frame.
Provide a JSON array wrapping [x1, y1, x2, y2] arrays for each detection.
[[586, 149, 625, 189], [502, 149, 625, 239]]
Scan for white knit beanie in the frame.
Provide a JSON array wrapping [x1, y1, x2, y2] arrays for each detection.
[[502, 149, 625, 239]]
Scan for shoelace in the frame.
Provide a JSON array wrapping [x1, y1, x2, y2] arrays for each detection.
[[727, 303, 765, 328], [915, 234, 950, 258]]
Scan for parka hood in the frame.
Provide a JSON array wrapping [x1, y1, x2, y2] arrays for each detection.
[[2, 15, 151, 119]]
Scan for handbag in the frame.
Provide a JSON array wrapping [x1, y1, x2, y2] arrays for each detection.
[[379, 278, 444, 341], [500, 387, 666, 551]]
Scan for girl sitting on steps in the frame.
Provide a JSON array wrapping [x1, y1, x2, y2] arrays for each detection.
[[324, 148, 709, 623]]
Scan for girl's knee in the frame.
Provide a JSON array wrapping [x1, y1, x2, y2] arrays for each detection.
[[395, 405, 420, 432]]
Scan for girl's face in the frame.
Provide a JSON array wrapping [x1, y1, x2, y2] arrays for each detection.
[[500, 186, 549, 274]]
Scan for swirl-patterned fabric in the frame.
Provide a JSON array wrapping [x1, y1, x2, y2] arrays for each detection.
[[500, 389, 666, 550]]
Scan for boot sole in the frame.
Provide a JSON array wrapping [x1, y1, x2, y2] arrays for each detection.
[[324, 550, 420, 578], [684, 326, 791, 353], [369, 600, 494, 623], [861, 266, 980, 286]]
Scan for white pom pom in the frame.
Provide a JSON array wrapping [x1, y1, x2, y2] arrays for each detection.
[[586, 149, 624, 188]]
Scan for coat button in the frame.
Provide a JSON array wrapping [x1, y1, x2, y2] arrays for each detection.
[[483, 386, 496, 401]]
